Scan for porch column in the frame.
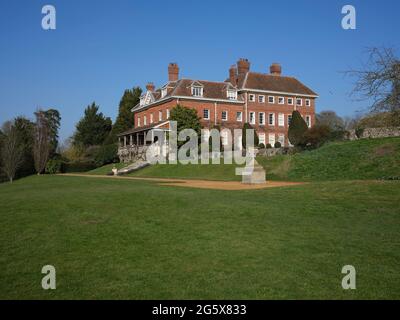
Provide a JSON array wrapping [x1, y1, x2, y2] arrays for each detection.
[[124, 135, 127, 147], [130, 134, 133, 146]]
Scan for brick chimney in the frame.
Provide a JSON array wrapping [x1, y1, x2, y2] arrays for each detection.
[[270, 63, 282, 76], [168, 63, 179, 81], [237, 58, 250, 75], [146, 82, 155, 92], [229, 65, 237, 85]]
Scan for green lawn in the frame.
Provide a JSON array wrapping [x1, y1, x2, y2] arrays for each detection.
[[87, 162, 127, 175], [129, 162, 242, 181], [0, 175, 399, 299], [258, 137, 400, 181]]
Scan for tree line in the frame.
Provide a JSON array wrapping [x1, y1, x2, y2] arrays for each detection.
[[0, 87, 142, 183]]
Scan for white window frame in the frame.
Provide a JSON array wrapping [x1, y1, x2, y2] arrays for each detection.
[[222, 110, 228, 121], [137, 117, 141, 127], [287, 97, 294, 105], [203, 109, 210, 120], [306, 115, 311, 127], [249, 112, 255, 125], [143, 115, 147, 126], [236, 111, 243, 122], [278, 134, 285, 146], [159, 110, 163, 121], [268, 133, 275, 146], [296, 98, 303, 106], [268, 113, 275, 126], [259, 112, 265, 125], [258, 95, 265, 103], [166, 109, 170, 119], [192, 86, 203, 97], [268, 96, 275, 104], [305, 99, 311, 107], [150, 113, 153, 124], [259, 133, 266, 145], [278, 97, 285, 105], [278, 113, 284, 127], [227, 90, 237, 100], [249, 94, 255, 102]]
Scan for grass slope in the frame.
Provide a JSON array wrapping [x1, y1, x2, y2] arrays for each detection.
[[129, 162, 242, 181], [0, 175, 399, 299], [259, 137, 400, 181]]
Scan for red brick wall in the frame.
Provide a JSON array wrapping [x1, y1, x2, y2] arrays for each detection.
[[134, 93, 315, 147]]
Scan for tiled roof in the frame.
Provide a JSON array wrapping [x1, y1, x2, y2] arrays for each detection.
[[242, 72, 317, 96], [132, 70, 317, 112], [172, 79, 239, 100]]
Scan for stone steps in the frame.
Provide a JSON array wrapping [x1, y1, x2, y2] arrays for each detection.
[[116, 160, 150, 175]]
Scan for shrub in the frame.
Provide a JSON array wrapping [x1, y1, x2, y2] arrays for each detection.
[[258, 143, 265, 149], [242, 123, 259, 149], [288, 110, 308, 147], [355, 126, 364, 139], [94, 143, 118, 166], [274, 141, 281, 148], [64, 161, 97, 173], [45, 159, 64, 174], [302, 125, 331, 149], [266, 143, 272, 149]]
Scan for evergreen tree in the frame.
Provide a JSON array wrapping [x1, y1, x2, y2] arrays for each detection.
[[73, 102, 112, 147], [43, 109, 61, 157], [108, 87, 142, 142], [14, 116, 35, 177], [169, 104, 202, 147], [241, 123, 259, 149], [288, 110, 308, 147]]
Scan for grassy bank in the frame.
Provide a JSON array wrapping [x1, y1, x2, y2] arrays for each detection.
[[258, 137, 400, 181]]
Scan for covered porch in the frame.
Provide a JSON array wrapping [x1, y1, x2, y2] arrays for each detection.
[[117, 121, 170, 163]]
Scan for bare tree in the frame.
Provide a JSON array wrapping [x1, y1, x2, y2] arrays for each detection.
[[346, 47, 400, 116], [316, 110, 345, 130], [0, 121, 24, 183], [33, 110, 51, 175]]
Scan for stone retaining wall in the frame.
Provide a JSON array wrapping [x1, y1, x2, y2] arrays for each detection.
[[348, 127, 400, 140]]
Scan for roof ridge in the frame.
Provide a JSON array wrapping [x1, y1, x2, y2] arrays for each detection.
[[179, 78, 229, 85]]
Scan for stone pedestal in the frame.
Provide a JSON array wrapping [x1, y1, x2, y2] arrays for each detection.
[[242, 161, 266, 184]]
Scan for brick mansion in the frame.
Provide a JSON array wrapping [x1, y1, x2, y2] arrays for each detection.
[[118, 58, 317, 157]]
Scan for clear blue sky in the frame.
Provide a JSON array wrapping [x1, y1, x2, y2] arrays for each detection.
[[1, 0, 399, 142]]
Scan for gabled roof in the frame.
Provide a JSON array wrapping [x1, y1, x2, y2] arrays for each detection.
[[132, 79, 244, 112], [132, 68, 317, 113], [241, 72, 317, 96]]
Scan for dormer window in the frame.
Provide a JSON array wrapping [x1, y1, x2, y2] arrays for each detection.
[[227, 89, 237, 100], [192, 86, 203, 97], [139, 91, 154, 106], [161, 88, 167, 98]]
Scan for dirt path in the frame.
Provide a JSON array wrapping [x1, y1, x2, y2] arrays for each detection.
[[58, 173, 305, 190]]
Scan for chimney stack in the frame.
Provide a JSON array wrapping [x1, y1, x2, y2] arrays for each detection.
[[229, 65, 237, 86], [237, 58, 250, 75], [146, 82, 155, 92], [270, 63, 282, 76], [168, 63, 179, 81]]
